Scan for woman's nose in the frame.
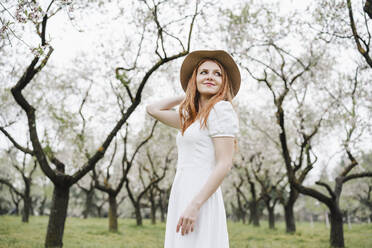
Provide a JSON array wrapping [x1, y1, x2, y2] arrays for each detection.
[[206, 73, 214, 79]]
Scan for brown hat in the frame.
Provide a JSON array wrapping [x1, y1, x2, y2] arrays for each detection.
[[180, 50, 241, 97]]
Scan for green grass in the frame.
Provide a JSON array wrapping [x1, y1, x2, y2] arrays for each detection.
[[0, 216, 371, 248]]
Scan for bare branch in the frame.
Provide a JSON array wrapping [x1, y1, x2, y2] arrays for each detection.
[[315, 181, 336, 200], [0, 127, 34, 155], [347, 0, 372, 67], [343, 172, 372, 183], [187, 1, 199, 52], [129, 120, 158, 165], [0, 178, 23, 196]]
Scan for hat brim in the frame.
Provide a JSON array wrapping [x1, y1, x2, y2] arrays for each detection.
[[180, 50, 241, 97]]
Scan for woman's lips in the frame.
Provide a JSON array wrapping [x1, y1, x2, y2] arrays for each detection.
[[204, 82, 215, 86]]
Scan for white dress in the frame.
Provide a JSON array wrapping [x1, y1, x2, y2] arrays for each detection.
[[164, 100, 239, 248]]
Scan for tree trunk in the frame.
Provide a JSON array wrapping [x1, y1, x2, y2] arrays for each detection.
[[22, 179, 32, 223], [248, 179, 260, 226], [149, 188, 156, 225], [22, 196, 31, 223], [44, 185, 70, 248], [330, 207, 345, 248], [242, 211, 246, 224], [284, 200, 296, 233], [268, 207, 275, 229], [135, 203, 143, 226], [39, 196, 47, 216], [250, 201, 260, 227], [158, 196, 165, 223], [97, 206, 102, 218], [150, 202, 156, 225], [108, 194, 118, 232], [83, 189, 94, 219]]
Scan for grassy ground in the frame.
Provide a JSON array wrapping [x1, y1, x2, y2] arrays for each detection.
[[0, 216, 371, 248]]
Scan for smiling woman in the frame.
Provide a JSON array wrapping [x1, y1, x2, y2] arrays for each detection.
[[146, 50, 241, 248], [196, 60, 223, 96]]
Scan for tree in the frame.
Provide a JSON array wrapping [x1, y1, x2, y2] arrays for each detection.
[[231, 157, 263, 226], [76, 175, 96, 219], [0, 148, 37, 222], [347, 0, 372, 67], [93, 121, 157, 231], [291, 67, 372, 247], [223, 1, 329, 233], [124, 121, 171, 226], [354, 152, 372, 222], [249, 153, 285, 229], [145, 147, 175, 224], [243, 42, 326, 234], [1, 0, 200, 246], [311, 0, 372, 68]]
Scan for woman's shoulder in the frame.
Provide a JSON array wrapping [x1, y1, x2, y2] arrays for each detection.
[[208, 100, 239, 137], [212, 100, 236, 113]]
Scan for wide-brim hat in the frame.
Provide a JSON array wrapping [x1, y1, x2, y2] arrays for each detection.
[[180, 50, 241, 97]]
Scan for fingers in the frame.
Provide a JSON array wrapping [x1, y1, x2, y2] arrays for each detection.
[[181, 218, 189, 235], [177, 217, 195, 235], [176, 217, 183, 233]]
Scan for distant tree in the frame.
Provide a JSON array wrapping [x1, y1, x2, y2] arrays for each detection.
[[311, 0, 372, 68], [144, 147, 175, 225], [93, 121, 157, 231], [76, 175, 96, 219], [291, 68, 372, 248], [0, 148, 37, 222], [125, 121, 171, 226]]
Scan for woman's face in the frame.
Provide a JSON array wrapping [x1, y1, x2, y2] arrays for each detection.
[[196, 60, 223, 98]]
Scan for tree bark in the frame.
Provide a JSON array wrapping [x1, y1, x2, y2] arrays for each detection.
[[82, 189, 94, 219], [283, 188, 297, 233], [45, 185, 70, 248], [158, 193, 166, 223], [22, 195, 32, 223], [108, 194, 118, 232], [330, 206, 344, 248], [284, 202, 296, 233], [21, 177, 32, 223], [268, 206, 275, 229], [235, 188, 246, 224], [150, 203, 156, 225], [249, 200, 260, 227], [148, 187, 157, 224], [134, 203, 143, 226], [39, 195, 47, 216], [150, 203, 157, 224]]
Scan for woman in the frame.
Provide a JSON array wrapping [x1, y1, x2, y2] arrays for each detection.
[[146, 50, 240, 248]]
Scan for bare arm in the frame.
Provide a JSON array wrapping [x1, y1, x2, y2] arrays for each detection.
[[191, 137, 234, 207], [146, 96, 184, 129], [176, 136, 235, 235]]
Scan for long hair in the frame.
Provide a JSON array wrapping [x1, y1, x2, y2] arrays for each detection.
[[179, 59, 235, 135]]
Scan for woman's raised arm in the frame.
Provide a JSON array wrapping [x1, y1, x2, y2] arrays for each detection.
[[146, 96, 184, 129]]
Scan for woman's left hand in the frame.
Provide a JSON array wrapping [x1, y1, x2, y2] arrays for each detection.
[[176, 203, 200, 235]]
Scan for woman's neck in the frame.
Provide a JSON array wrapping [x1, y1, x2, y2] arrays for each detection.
[[199, 94, 212, 110]]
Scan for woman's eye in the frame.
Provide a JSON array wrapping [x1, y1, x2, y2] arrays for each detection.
[[215, 72, 221, 76], [200, 71, 207, 74]]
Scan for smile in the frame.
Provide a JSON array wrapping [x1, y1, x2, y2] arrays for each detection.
[[204, 82, 215, 86]]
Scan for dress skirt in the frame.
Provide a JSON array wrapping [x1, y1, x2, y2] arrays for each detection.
[[164, 165, 229, 248]]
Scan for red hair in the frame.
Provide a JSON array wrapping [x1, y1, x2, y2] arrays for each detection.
[[179, 59, 234, 135]]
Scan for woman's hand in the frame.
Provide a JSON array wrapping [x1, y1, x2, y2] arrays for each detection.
[[176, 203, 200, 235]]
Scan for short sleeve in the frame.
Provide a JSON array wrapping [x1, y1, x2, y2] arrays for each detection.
[[207, 101, 239, 138]]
